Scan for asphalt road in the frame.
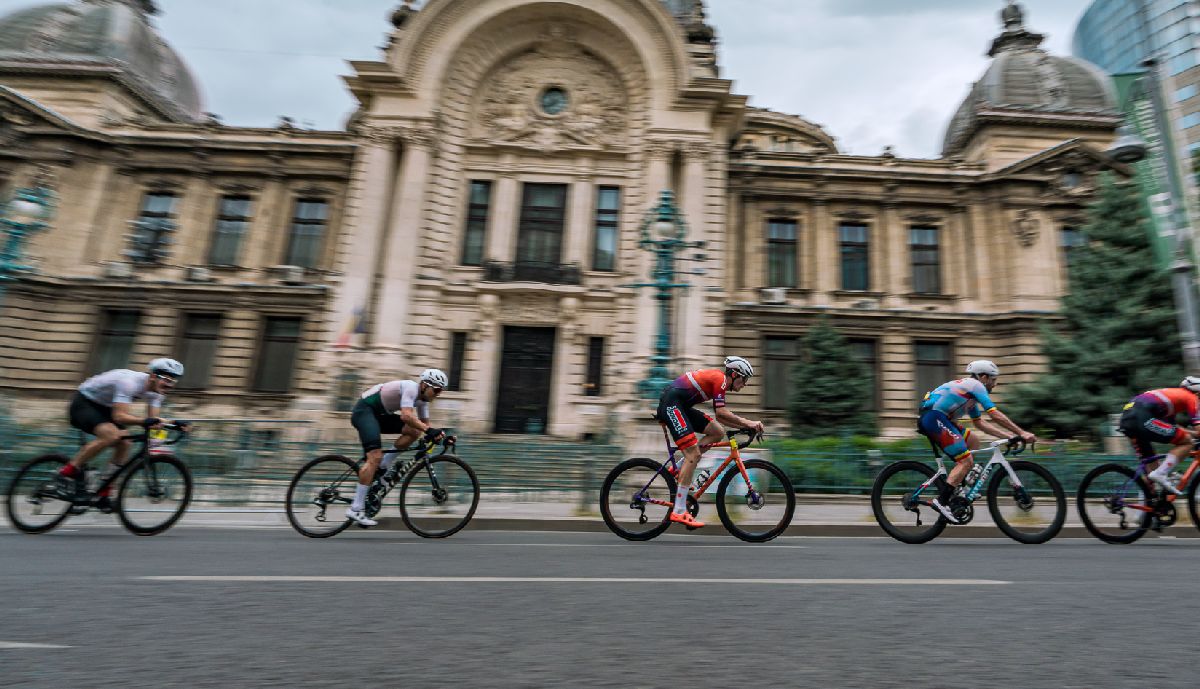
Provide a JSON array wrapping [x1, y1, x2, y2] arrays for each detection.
[[1, 525, 1196, 689]]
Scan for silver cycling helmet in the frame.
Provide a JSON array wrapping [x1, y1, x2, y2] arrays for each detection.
[[420, 368, 449, 389], [723, 355, 755, 379], [965, 360, 999, 379], [1181, 375, 1200, 393], [148, 358, 184, 378]]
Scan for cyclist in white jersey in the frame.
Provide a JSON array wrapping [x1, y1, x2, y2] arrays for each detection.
[[59, 358, 189, 509], [345, 368, 448, 526]]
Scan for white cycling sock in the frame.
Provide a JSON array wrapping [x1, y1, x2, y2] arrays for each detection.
[[673, 486, 688, 513], [351, 483, 369, 511], [1149, 454, 1180, 479], [380, 451, 399, 470]]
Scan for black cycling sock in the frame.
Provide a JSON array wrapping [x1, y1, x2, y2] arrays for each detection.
[[936, 477, 954, 503]]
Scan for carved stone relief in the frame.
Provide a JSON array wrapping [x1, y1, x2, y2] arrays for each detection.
[[471, 25, 628, 152], [1011, 209, 1040, 248]]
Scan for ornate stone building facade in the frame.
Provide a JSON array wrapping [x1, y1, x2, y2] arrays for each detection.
[[0, 0, 1127, 440]]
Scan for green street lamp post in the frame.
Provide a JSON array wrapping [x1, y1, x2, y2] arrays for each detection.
[[631, 190, 707, 399], [0, 173, 56, 309]]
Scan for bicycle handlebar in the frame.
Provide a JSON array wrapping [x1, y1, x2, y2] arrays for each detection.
[[725, 428, 763, 447]]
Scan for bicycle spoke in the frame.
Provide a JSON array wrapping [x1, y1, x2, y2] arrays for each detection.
[[599, 458, 675, 541], [399, 456, 479, 538], [285, 455, 359, 538]]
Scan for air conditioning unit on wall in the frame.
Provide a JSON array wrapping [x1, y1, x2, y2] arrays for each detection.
[[273, 265, 306, 285], [184, 266, 212, 282], [103, 261, 132, 279], [759, 287, 787, 305]]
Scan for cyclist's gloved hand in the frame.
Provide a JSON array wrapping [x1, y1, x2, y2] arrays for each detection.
[[424, 427, 445, 442], [142, 417, 163, 428]]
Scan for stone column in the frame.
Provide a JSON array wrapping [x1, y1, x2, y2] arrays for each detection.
[[548, 296, 580, 436], [325, 129, 398, 349], [812, 199, 835, 301], [565, 172, 595, 268], [881, 201, 907, 308], [676, 142, 709, 366], [486, 169, 519, 262], [376, 128, 435, 348]]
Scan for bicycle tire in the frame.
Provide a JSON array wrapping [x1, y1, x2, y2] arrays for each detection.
[[986, 460, 1065, 544], [1188, 469, 1200, 536], [398, 455, 480, 538], [5, 454, 74, 534], [870, 460, 947, 544], [115, 454, 193, 536], [1076, 463, 1151, 544], [599, 457, 676, 541], [714, 459, 795, 542], [285, 454, 359, 538]]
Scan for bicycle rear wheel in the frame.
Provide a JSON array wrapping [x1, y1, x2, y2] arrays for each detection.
[[714, 459, 795, 542], [5, 454, 74, 534], [599, 457, 676, 541], [285, 455, 358, 538], [986, 460, 1065, 544], [398, 455, 480, 538], [116, 455, 193, 536], [1077, 463, 1151, 544], [870, 461, 947, 544]]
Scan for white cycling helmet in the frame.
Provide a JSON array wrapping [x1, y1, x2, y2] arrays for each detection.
[[724, 355, 754, 379], [148, 358, 184, 378], [1181, 375, 1200, 393], [966, 360, 1000, 378], [420, 368, 449, 389]]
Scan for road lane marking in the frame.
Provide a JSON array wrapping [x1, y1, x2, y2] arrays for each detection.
[[391, 542, 808, 549], [140, 576, 1007, 585], [0, 641, 72, 649]]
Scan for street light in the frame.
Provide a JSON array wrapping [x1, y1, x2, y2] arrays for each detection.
[[0, 170, 56, 306], [631, 189, 707, 399]]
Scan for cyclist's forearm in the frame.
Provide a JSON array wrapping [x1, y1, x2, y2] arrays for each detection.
[[715, 408, 754, 430], [987, 410, 1025, 437]]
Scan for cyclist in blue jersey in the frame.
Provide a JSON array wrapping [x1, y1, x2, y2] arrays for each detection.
[[917, 360, 1038, 523]]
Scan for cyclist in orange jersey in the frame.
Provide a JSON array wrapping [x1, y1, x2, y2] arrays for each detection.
[[653, 356, 764, 528], [1118, 376, 1200, 495]]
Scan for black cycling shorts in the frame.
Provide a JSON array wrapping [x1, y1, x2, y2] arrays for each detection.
[[1119, 402, 1184, 459], [655, 388, 712, 451], [350, 398, 412, 452], [68, 392, 123, 435]]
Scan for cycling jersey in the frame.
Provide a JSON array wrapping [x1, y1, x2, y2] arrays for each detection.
[[361, 380, 429, 419], [665, 369, 728, 410], [919, 377, 997, 420], [1130, 388, 1200, 425], [78, 369, 163, 409]]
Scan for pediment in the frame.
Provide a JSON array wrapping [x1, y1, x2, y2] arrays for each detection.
[[0, 85, 100, 145], [985, 138, 1131, 196]]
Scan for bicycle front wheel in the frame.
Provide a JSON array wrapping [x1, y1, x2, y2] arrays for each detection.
[[1077, 463, 1151, 544], [714, 459, 795, 542], [285, 455, 358, 538], [599, 457, 676, 541], [398, 455, 480, 538], [116, 454, 193, 536], [5, 454, 74, 534], [870, 461, 947, 544], [986, 460, 1065, 544]]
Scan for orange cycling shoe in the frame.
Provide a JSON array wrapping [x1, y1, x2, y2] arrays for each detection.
[[669, 512, 704, 528]]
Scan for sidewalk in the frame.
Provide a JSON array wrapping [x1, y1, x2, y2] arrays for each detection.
[[9, 496, 1192, 538]]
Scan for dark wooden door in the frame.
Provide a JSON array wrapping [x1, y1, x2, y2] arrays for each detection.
[[494, 326, 556, 434]]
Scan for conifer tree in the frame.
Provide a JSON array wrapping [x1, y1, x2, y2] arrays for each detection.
[[787, 318, 875, 437], [1007, 174, 1184, 438]]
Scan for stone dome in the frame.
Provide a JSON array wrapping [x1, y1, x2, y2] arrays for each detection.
[[942, 2, 1117, 156], [0, 0, 202, 122]]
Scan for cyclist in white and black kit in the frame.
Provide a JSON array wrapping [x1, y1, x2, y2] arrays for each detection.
[[346, 368, 448, 526], [59, 358, 189, 509]]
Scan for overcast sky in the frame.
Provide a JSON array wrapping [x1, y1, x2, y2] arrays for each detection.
[[0, 0, 1095, 158]]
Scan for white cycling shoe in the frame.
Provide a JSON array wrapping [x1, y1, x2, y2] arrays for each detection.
[[930, 498, 962, 525], [1147, 472, 1182, 495], [345, 507, 378, 527]]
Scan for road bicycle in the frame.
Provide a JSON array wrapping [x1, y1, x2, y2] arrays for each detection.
[[871, 437, 1066, 544], [5, 423, 193, 536], [1076, 440, 1200, 544], [285, 435, 479, 538], [599, 428, 795, 542]]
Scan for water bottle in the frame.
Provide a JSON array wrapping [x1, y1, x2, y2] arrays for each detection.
[[84, 467, 100, 493], [693, 469, 711, 490], [964, 465, 983, 488]]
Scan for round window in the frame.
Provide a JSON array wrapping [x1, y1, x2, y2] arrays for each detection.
[[540, 87, 569, 115]]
